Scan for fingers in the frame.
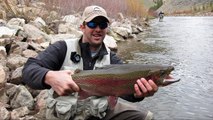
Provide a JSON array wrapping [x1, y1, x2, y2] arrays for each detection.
[[134, 83, 148, 98], [136, 79, 147, 96], [138, 78, 153, 93], [60, 87, 75, 96], [134, 84, 143, 97], [148, 80, 158, 92], [55, 83, 79, 96], [134, 78, 158, 98], [50, 70, 80, 96], [68, 79, 80, 92], [63, 70, 80, 92]]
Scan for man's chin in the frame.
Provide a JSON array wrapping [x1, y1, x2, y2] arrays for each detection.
[[92, 43, 102, 47], [90, 42, 102, 48]]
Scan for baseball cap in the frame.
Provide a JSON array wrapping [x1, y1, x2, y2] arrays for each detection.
[[82, 5, 109, 23]]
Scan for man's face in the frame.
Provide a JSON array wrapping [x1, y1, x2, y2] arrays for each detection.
[[81, 16, 108, 49]]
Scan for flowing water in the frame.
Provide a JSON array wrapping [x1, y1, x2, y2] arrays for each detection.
[[117, 16, 213, 119]]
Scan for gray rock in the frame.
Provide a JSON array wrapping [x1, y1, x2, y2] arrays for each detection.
[[0, 106, 10, 120], [10, 66, 23, 85], [9, 85, 34, 109]]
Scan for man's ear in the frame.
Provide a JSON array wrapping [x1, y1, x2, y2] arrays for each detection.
[[80, 24, 85, 30]]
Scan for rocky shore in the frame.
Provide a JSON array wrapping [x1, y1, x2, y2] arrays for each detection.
[[0, 1, 148, 119]]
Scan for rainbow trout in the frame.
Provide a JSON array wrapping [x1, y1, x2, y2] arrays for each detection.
[[71, 64, 180, 97]]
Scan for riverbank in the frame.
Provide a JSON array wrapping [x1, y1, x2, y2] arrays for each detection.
[[168, 11, 213, 16]]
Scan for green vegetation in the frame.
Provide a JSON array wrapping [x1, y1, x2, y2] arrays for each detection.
[[142, 0, 164, 17], [149, 0, 163, 11], [142, 0, 156, 9], [211, 2, 213, 12], [191, 2, 213, 13]]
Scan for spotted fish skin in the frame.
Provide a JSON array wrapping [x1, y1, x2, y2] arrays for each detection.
[[72, 64, 179, 97]]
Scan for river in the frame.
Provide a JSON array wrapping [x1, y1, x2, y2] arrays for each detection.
[[117, 16, 213, 119]]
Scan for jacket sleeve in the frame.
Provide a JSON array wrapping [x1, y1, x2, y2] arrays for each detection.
[[22, 41, 67, 89], [110, 51, 144, 102]]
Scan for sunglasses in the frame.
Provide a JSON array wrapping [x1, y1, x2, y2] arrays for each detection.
[[85, 21, 108, 29]]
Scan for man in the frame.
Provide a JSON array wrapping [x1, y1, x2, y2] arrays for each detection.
[[158, 11, 164, 22], [22, 5, 158, 120]]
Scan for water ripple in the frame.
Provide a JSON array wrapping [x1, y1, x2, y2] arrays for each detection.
[[118, 16, 213, 119]]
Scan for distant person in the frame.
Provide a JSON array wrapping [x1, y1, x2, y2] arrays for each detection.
[[159, 11, 164, 21]]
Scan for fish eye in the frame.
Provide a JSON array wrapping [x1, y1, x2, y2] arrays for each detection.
[[160, 70, 165, 76]]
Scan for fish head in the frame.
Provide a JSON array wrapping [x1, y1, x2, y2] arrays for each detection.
[[146, 65, 179, 86]]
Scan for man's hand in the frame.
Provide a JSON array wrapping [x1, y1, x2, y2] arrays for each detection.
[[134, 78, 158, 98], [45, 70, 80, 96]]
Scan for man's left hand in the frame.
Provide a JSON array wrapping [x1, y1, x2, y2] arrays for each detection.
[[134, 78, 158, 98]]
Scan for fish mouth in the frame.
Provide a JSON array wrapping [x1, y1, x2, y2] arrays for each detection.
[[162, 76, 180, 86]]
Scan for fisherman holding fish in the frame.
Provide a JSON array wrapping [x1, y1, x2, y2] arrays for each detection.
[[22, 5, 160, 120]]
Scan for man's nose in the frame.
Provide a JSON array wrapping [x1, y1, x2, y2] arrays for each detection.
[[94, 26, 102, 31]]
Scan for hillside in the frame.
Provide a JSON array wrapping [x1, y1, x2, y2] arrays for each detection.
[[158, 0, 213, 15], [142, 0, 156, 9]]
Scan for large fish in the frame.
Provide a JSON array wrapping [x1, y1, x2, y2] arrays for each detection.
[[71, 64, 180, 97]]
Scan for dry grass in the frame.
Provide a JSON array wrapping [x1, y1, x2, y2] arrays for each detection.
[[1, 0, 34, 21], [173, 10, 193, 15], [126, 0, 147, 18], [42, 0, 147, 19]]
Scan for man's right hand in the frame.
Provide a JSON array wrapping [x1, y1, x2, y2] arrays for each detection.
[[45, 70, 80, 96]]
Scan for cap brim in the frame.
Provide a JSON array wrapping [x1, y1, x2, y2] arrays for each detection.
[[84, 15, 109, 23]]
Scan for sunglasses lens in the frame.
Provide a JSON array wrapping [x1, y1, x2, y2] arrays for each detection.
[[87, 22, 97, 29], [86, 22, 108, 29], [99, 22, 108, 29]]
